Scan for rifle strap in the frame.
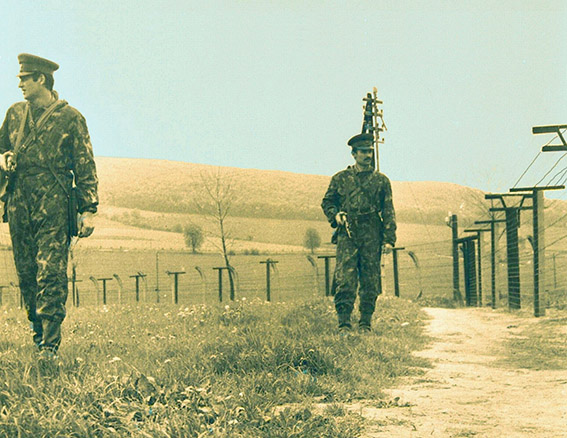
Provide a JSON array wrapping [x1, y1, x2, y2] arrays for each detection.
[[13, 104, 29, 154], [17, 99, 67, 154], [15, 100, 72, 198]]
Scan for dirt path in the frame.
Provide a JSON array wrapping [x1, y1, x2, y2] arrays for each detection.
[[357, 307, 567, 438]]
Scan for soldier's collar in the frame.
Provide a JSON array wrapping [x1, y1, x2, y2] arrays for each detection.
[[352, 164, 373, 174]]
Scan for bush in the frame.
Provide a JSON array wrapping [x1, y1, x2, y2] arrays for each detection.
[[183, 224, 204, 253], [303, 228, 321, 254]]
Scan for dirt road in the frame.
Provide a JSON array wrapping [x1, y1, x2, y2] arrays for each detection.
[[358, 307, 567, 438]]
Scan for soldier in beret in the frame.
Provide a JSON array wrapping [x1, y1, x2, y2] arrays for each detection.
[[321, 133, 396, 332], [0, 54, 99, 359]]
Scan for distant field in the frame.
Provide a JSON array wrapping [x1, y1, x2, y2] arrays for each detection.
[[98, 205, 452, 249]]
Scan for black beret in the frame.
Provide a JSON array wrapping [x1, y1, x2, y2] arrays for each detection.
[[17, 53, 59, 78], [347, 133, 374, 149]]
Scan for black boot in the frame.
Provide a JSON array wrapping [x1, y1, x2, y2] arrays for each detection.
[[40, 319, 62, 353], [359, 313, 372, 332], [338, 312, 352, 331], [31, 319, 43, 347]]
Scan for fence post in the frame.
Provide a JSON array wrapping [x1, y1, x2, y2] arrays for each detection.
[[113, 274, 124, 305], [68, 275, 82, 307], [10, 282, 21, 309], [194, 266, 207, 304], [305, 256, 320, 295], [97, 277, 113, 305], [317, 255, 336, 297], [213, 267, 227, 302], [129, 272, 146, 303], [260, 259, 278, 302], [89, 277, 100, 305], [166, 271, 186, 304], [392, 247, 405, 298]]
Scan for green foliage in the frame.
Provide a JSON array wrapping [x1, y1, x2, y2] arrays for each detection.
[[303, 228, 321, 254], [0, 297, 428, 437], [183, 224, 204, 253]]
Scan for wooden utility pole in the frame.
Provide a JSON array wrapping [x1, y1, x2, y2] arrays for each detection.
[[361, 88, 387, 171], [529, 123, 567, 316], [510, 185, 564, 317], [475, 218, 506, 309]]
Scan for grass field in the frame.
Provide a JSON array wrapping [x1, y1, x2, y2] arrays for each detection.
[[499, 308, 567, 370], [0, 297, 429, 437]]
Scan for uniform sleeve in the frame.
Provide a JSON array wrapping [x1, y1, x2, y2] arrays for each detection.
[[380, 176, 397, 245], [71, 113, 99, 214], [0, 108, 13, 154], [321, 175, 340, 227]]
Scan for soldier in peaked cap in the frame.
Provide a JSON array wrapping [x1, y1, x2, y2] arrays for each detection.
[[0, 54, 99, 361], [321, 132, 396, 332], [16, 53, 60, 77]]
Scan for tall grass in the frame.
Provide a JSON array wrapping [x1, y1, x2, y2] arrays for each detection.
[[0, 297, 428, 437]]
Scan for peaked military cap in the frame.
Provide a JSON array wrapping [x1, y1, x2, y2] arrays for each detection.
[[347, 133, 374, 150], [17, 53, 59, 78]]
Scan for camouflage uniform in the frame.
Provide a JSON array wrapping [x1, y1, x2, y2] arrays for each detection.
[[321, 165, 396, 328], [0, 99, 98, 351]]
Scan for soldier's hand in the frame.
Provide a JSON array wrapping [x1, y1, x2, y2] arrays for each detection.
[[78, 212, 95, 238], [382, 243, 394, 255], [335, 211, 347, 226], [0, 152, 16, 173]]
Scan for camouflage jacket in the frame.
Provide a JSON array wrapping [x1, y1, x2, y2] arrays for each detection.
[[321, 165, 396, 245], [0, 99, 98, 214]]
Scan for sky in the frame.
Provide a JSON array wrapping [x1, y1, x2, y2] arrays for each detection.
[[1, 0, 566, 197]]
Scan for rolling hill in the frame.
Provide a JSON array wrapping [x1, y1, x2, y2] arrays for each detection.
[[84, 156, 567, 251], [95, 156, 490, 225]]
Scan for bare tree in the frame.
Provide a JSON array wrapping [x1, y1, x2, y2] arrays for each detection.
[[195, 168, 238, 300]]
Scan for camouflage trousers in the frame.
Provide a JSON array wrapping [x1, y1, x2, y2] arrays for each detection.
[[334, 224, 382, 317], [7, 175, 69, 350]]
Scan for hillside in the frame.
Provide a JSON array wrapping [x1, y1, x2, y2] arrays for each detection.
[[95, 156, 492, 226]]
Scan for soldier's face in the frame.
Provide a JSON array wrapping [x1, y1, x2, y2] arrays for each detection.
[[353, 149, 373, 167], [18, 75, 42, 101]]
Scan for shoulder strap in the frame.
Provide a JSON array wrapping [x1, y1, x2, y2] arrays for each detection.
[[22, 100, 72, 198], [18, 100, 68, 152], [13, 104, 29, 153]]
